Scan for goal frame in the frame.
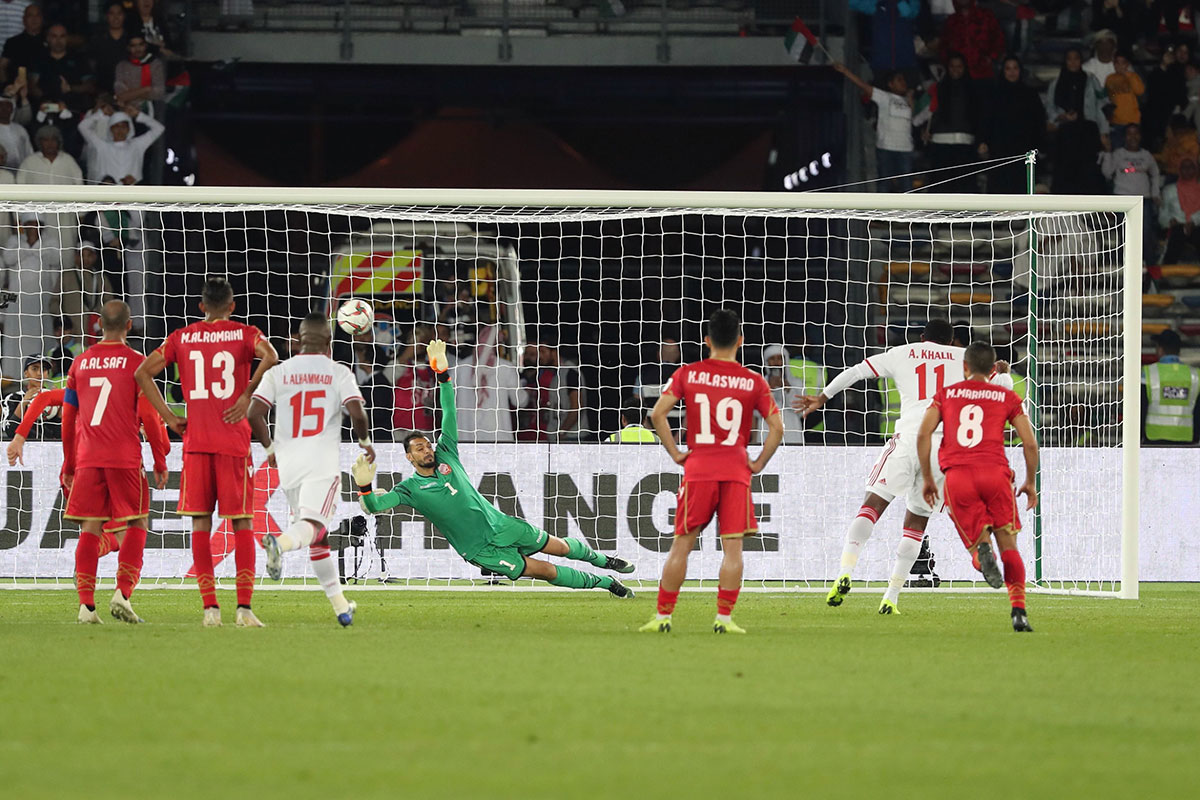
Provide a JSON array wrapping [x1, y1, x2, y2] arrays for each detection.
[[0, 187, 1142, 599]]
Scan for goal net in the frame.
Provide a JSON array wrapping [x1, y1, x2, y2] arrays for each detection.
[[0, 188, 1140, 598]]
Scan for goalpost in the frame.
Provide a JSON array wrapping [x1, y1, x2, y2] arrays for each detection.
[[0, 187, 1141, 598]]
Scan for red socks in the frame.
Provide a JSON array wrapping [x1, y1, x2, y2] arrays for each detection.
[[234, 529, 256, 607], [75, 532, 100, 608], [97, 530, 120, 558], [192, 529, 218, 608], [116, 527, 147, 600], [657, 587, 679, 616], [716, 587, 740, 617], [1001, 549, 1027, 610]]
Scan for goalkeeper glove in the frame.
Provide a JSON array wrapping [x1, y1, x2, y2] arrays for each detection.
[[427, 338, 449, 374], [352, 453, 377, 490]]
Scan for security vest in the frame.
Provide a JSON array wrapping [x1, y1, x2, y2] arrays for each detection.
[[788, 358, 827, 432], [878, 379, 901, 437], [1143, 361, 1200, 442], [1005, 373, 1028, 444], [606, 424, 658, 443]]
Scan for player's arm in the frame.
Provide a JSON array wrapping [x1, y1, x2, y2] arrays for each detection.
[[6, 388, 64, 465], [751, 410, 784, 474], [134, 348, 186, 436], [648, 391, 687, 465], [989, 360, 1015, 391], [223, 335, 280, 424], [138, 394, 170, 489], [795, 360, 877, 417], [1011, 413, 1040, 510], [350, 454, 405, 514], [427, 339, 458, 456], [61, 389, 78, 492], [345, 398, 376, 464], [246, 396, 275, 466], [916, 403, 942, 507]]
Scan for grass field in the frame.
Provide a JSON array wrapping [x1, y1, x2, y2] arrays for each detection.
[[3, 584, 1198, 799]]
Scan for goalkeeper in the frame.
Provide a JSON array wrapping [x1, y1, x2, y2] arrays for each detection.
[[353, 339, 636, 597]]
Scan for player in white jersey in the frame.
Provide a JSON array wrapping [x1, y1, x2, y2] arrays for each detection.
[[797, 320, 1014, 613], [246, 313, 376, 626]]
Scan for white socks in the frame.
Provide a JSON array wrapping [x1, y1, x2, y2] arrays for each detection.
[[309, 545, 350, 615], [840, 505, 880, 573], [883, 529, 924, 603]]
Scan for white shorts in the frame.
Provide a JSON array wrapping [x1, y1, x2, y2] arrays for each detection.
[[283, 475, 342, 531], [864, 432, 946, 517]]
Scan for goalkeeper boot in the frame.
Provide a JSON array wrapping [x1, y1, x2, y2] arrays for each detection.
[[236, 607, 265, 628], [713, 617, 746, 634], [77, 604, 103, 624], [878, 598, 900, 615], [109, 589, 145, 624], [975, 542, 1004, 589], [337, 601, 357, 628], [603, 555, 636, 574], [826, 575, 852, 607], [262, 533, 283, 581], [1011, 607, 1034, 633], [606, 578, 635, 599], [203, 607, 223, 627], [638, 616, 671, 633]]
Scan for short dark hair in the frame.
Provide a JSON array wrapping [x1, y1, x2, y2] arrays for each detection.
[[201, 276, 234, 309], [707, 309, 741, 349], [403, 431, 431, 453], [55, 315, 73, 332], [622, 403, 645, 427], [964, 341, 997, 376], [100, 300, 130, 333], [922, 319, 955, 345]]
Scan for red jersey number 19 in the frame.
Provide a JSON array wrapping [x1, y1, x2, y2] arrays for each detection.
[[88, 377, 112, 426], [956, 403, 985, 447], [289, 390, 326, 438], [188, 350, 236, 400], [693, 392, 742, 445]]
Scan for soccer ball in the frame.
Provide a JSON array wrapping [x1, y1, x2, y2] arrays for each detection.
[[336, 299, 374, 336]]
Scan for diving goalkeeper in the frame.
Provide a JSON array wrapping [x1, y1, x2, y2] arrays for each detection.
[[353, 339, 636, 597]]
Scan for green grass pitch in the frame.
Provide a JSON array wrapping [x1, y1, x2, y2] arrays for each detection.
[[2, 584, 1197, 798]]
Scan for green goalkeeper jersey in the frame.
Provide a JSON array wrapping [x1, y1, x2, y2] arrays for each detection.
[[360, 379, 512, 560]]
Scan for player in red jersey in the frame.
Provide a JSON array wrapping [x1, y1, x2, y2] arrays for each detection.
[[917, 342, 1039, 632], [639, 310, 784, 634], [62, 300, 169, 624], [7, 381, 170, 562], [135, 277, 279, 627]]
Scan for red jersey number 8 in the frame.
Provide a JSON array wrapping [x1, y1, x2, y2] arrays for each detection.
[[956, 403, 985, 448]]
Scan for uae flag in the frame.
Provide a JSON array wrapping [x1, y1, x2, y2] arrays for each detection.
[[784, 17, 818, 63]]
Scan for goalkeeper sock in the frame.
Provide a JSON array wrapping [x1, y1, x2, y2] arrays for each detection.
[[547, 565, 606, 590], [563, 536, 608, 567], [234, 529, 256, 608], [841, 506, 879, 572], [115, 526, 147, 599], [657, 587, 680, 617], [75, 532, 100, 608], [1001, 549, 1027, 610], [716, 587, 740, 619], [191, 529, 218, 608], [883, 529, 924, 604], [309, 544, 350, 615], [98, 530, 120, 558]]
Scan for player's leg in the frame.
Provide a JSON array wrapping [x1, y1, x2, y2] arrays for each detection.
[[987, 472, 1031, 632], [943, 469, 1003, 588], [829, 491, 891, 606], [179, 452, 221, 619], [540, 533, 634, 574], [516, 554, 633, 597], [643, 479, 717, 630], [879, 509, 929, 615], [711, 482, 753, 633], [309, 536, 355, 626], [97, 524, 121, 558], [217, 453, 261, 627], [108, 468, 151, 623], [65, 467, 108, 623]]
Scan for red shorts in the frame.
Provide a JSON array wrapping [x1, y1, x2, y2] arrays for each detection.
[[943, 466, 1021, 549], [674, 480, 757, 538], [178, 452, 254, 519], [65, 467, 150, 523]]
